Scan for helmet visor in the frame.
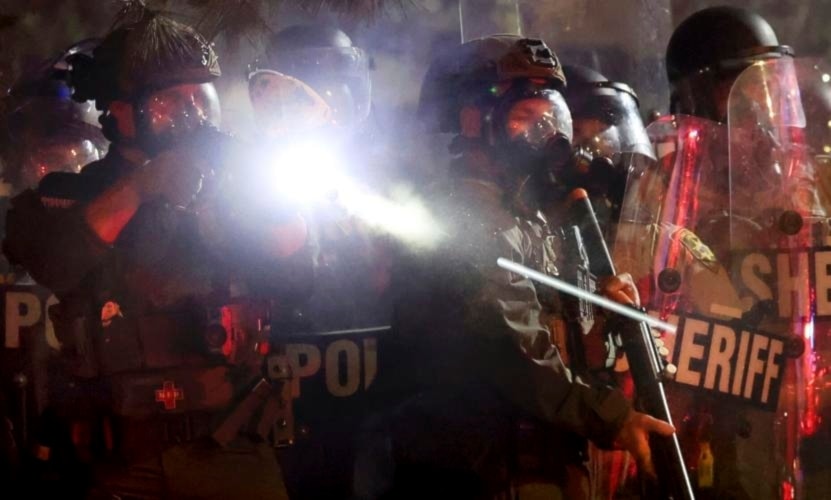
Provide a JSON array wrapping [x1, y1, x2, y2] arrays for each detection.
[[254, 46, 371, 128], [727, 56, 818, 232], [138, 83, 221, 142], [248, 70, 334, 137], [571, 91, 654, 160]]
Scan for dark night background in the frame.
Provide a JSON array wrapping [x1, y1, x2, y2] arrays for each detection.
[[1, 0, 829, 134]]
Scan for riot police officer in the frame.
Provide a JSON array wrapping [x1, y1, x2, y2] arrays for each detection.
[[3, 8, 306, 499], [615, 6, 821, 499], [553, 63, 660, 498], [247, 23, 387, 334], [246, 23, 392, 498], [353, 35, 675, 499]]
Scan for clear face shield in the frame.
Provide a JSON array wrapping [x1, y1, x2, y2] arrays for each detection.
[[4, 94, 107, 191], [571, 91, 653, 159], [727, 56, 817, 249], [248, 70, 335, 138], [136, 82, 221, 151], [249, 46, 371, 138]]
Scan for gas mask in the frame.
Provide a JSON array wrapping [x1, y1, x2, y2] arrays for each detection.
[[564, 119, 625, 199], [561, 86, 655, 207], [490, 87, 574, 214]]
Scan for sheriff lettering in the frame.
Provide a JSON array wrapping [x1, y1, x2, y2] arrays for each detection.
[[661, 313, 787, 411], [730, 247, 831, 319]]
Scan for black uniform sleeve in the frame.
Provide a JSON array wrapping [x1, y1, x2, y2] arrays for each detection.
[[391, 208, 631, 449], [464, 228, 631, 448], [243, 241, 315, 302], [3, 174, 109, 296]]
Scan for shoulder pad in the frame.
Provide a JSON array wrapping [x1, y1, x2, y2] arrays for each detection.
[[37, 172, 87, 208], [37, 156, 124, 207]]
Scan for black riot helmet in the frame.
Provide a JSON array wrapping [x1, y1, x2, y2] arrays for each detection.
[[2, 39, 107, 190], [267, 24, 353, 51], [247, 24, 371, 137], [418, 35, 572, 167], [666, 6, 793, 122], [67, 8, 221, 153], [560, 64, 653, 219]]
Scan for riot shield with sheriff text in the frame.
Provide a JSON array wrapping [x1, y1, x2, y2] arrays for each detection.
[[613, 56, 826, 499], [613, 114, 758, 498]]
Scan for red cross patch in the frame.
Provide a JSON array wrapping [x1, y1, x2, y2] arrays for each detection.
[[155, 381, 184, 410]]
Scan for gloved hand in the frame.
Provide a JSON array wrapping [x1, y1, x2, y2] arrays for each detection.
[[135, 146, 207, 209]]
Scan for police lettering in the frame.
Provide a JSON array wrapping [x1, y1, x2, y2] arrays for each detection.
[[269, 337, 378, 398], [671, 314, 786, 410], [2, 287, 60, 350]]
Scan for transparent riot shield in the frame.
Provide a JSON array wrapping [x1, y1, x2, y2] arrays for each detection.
[[613, 114, 755, 498], [458, 0, 672, 116], [458, 0, 522, 41], [727, 57, 817, 247], [795, 58, 831, 228], [612, 56, 825, 500], [793, 61, 831, 500], [615, 115, 733, 319], [517, 0, 673, 117], [727, 57, 829, 500]]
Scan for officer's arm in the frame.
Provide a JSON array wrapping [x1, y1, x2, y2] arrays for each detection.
[[198, 197, 313, 300], [256, 214, 314, 298], [238, 237, 315, 302], [470, 262, 633, 448], [83, 174, 143, 244], [3, 173, 113, 295]]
